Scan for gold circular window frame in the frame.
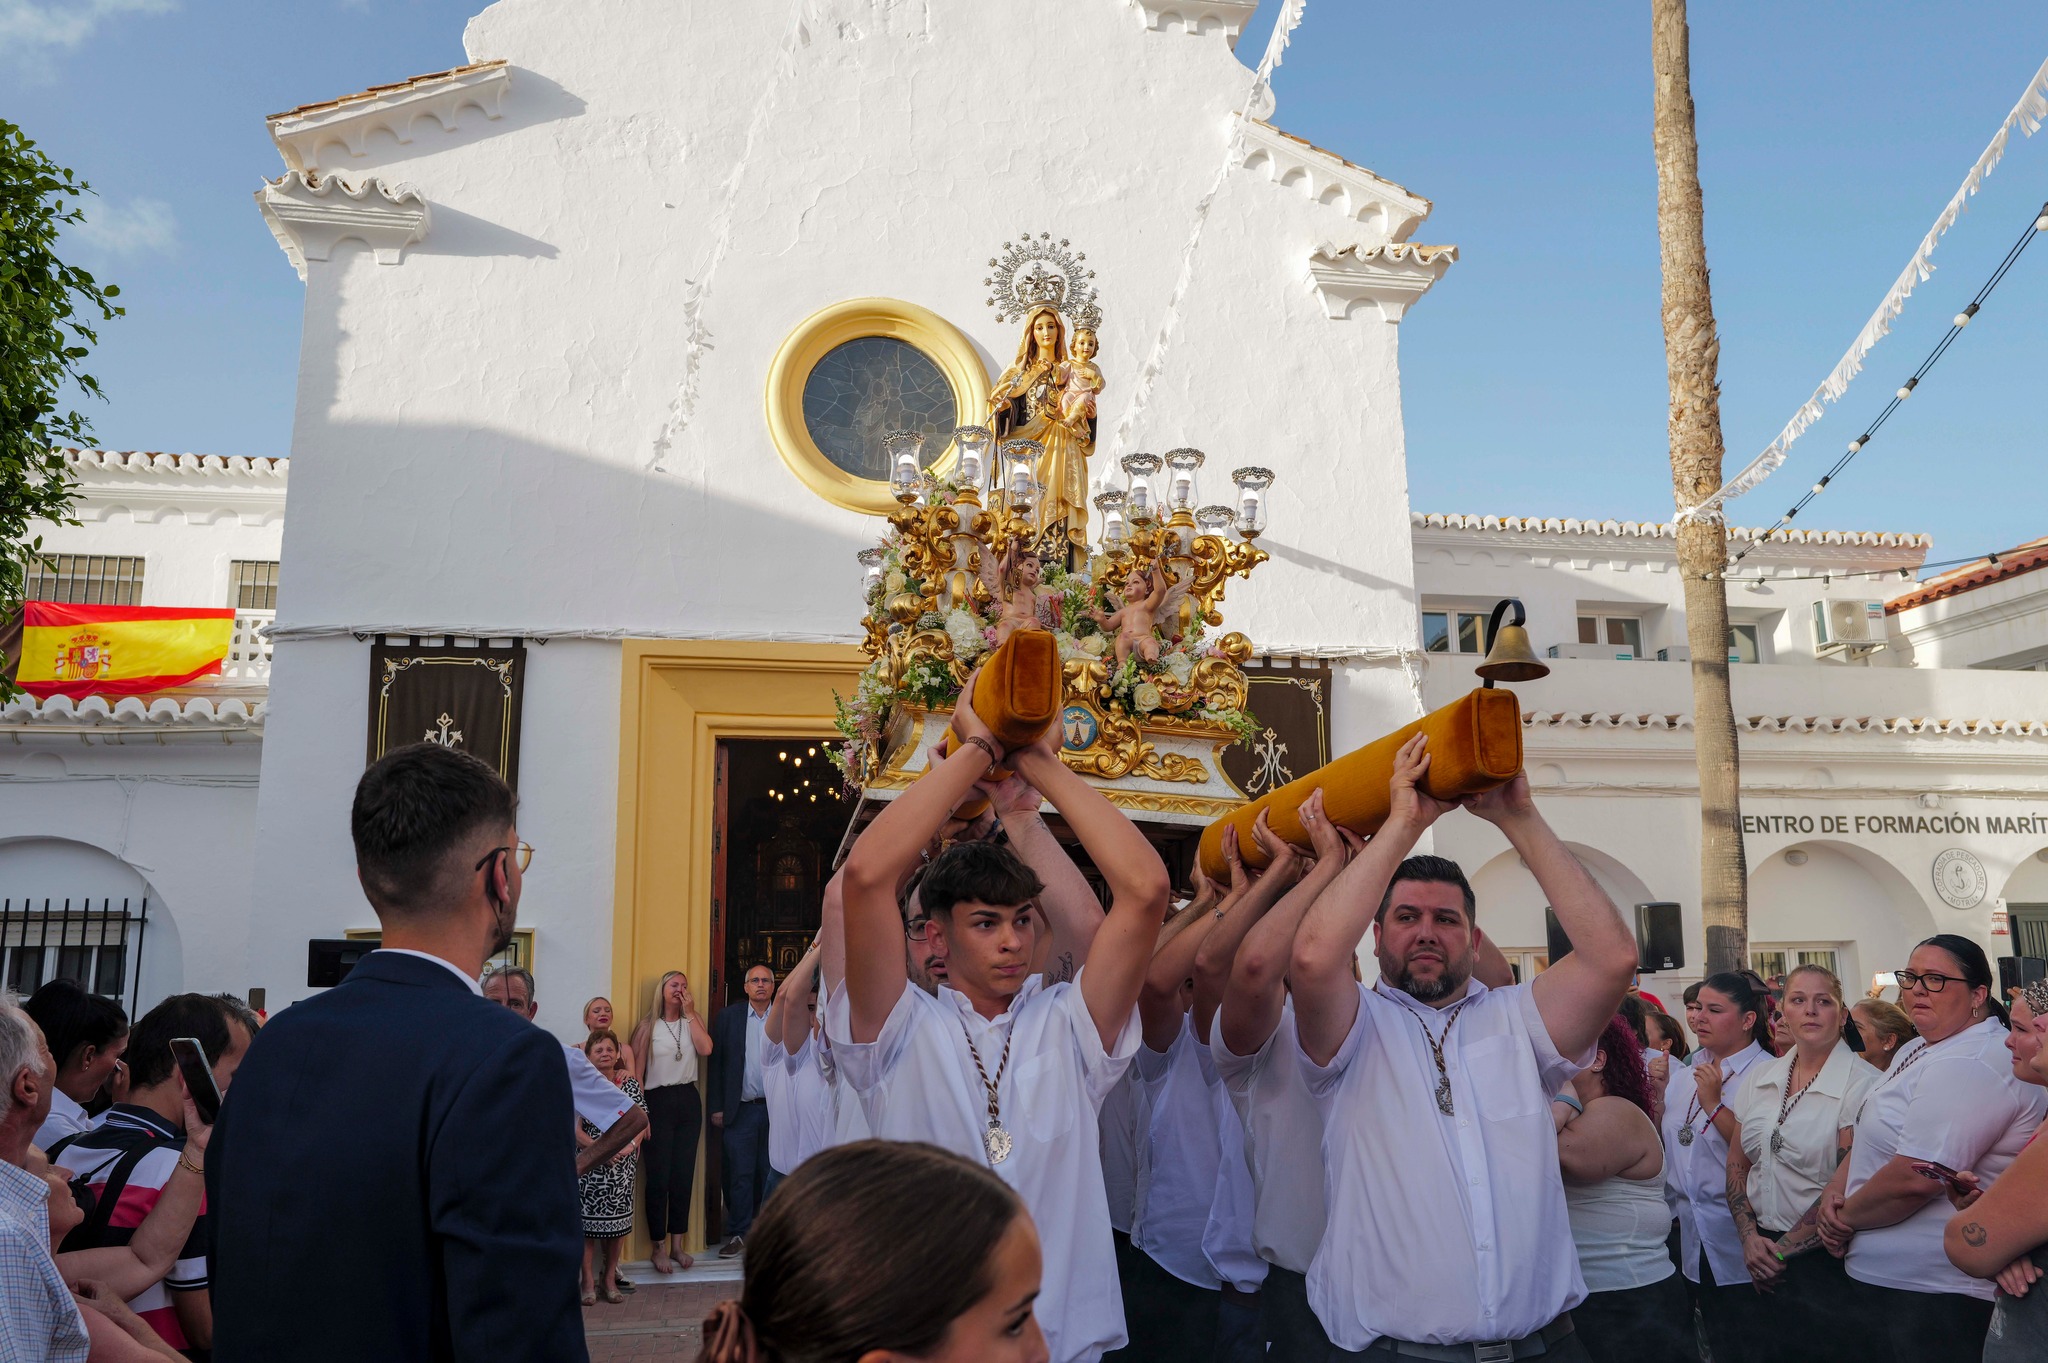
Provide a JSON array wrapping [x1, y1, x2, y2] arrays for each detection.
[[765, 297, 992, 516]]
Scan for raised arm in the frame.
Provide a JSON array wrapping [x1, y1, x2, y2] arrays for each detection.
[[1291, 736, 1454, 1064], [1142, 882, 1226, 1052], [766, 942, 822, 1049], [841, 674, 1005, 1041], [1008, 723, 1171, 1051], [1221, 791, 1356, 1058], [1480, 775, 1635, 1059], [1191, 817, 1301, 1044], [990, 770, 1104, 985], [820, 870, 847, 995], [58, 1081, 210, 1301]]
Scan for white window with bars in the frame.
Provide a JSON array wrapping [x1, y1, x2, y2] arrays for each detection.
[[1749, 945, 1843, 988], [230, 560, 279, 611], [25, 555, 145, 606]]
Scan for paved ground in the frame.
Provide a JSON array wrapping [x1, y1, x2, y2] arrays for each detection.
[[582, 1261, 741, 1362]]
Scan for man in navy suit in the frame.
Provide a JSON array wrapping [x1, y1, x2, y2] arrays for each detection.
[[707, 962, 776, 1257], [207, 744, 588, 1363]]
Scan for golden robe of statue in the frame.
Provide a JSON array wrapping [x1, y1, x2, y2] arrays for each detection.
[[988, 305, 1097, 555]]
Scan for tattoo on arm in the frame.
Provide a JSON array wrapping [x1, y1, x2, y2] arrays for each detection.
[[1727, 1164, 1760, 1242], [1961, 1221, 1989, 1248], [1047, 951, 1076, 985]]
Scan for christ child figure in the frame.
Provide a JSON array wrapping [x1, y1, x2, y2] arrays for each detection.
[[1058, 327, 1105, 428], [1092, 566, 1168, 671]]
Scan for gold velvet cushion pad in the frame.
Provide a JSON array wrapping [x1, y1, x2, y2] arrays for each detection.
[[1198, 686, 1524, 880], [937, 628, 1064, 818]]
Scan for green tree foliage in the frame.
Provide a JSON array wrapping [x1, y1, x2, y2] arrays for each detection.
[[1, 119, 121, 692]]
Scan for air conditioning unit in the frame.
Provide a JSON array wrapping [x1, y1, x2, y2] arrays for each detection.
[[1657, 645, 1689, 662], [1547, 643, 1636, 661], [1813, 599, 1887, 656]]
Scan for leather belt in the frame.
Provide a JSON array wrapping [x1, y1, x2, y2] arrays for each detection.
[[1362, 1313, 1575, 1362]]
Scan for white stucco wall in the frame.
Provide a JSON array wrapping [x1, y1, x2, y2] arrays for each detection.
[[251, 1, 1445, 1022]]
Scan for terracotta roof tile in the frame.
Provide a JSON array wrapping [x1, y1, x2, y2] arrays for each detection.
[[1886, 536, 2048, 614], [268, 59, 507, 123]]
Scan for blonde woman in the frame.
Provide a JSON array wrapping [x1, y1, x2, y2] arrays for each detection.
[[1725, 964, 1880, 1360], [582, 997, 636, 1076], [630, 970, 713, 1274], [1850, 998, 1916, 1071]]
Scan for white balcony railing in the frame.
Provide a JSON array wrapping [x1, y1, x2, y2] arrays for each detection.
[[221, 610, 274, 681]]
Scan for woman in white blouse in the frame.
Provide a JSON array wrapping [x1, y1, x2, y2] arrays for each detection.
[[1724, 964, 1879, 1361], [1662, 971, 1773, 1363], [1817, 935, 2048, 1363], [629, 969, 714, 1274]]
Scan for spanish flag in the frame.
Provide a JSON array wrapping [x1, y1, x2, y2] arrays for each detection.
[[17, 603, 237, 700]]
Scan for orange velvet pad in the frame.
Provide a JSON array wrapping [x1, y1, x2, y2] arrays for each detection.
[[1197, 686, 1524, 880], [938, 628, 1064, 819]]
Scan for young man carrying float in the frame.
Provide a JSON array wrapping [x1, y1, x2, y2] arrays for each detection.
[[833, 671, 1170, 1363], [1291, 734, 1638, 1360]]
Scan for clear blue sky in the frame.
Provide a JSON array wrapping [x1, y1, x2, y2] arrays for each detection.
[[10, 0, 2046, 564]]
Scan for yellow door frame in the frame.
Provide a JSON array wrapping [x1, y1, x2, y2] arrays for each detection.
[[611, 638, 867, 1256]]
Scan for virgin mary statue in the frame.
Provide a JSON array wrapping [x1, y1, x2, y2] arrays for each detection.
[[988, 304, 1094, 557]]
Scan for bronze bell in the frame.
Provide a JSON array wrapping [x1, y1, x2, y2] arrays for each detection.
[[1475, 598, 1550, 687]]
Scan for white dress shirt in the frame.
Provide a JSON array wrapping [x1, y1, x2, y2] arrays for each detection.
[[827, 969, 1138, 1363], [1213, 999, 1327, 1275], [1132, 1016, 1223, 1289], [564, 1042, 636, 1133], [1732, 1041, 1879, 1233], [762, 1037, 798, 1175], [1203, 1070, 1265, 1292], [788, 1033, 837, 1170], [1845, 1018, 2047, 1300], [34, 1088, 93, 1151], [372, 947, 482, 993], [1662, 1041, 1767, 1285], [1098, 1066, 1144, 1235], [1304, 980, 1588, 1349]]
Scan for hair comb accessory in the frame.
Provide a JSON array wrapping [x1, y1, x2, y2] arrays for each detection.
[[702, 1301, 761, 1363], [2021, 978, 2048, 1020]]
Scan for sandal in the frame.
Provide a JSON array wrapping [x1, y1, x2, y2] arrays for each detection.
[[614, 1274, 637, 1294], [602, 1285, 626, 1305], [580, 1287, 597, 1307]]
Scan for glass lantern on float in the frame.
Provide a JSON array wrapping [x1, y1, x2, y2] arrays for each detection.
[[1094, 488, 1129, 552], [952, 425, 993, 498], [1163, 448, 1205, 517], [885, 430, 926, 504], [857, 546, 885, 595], [1000, 440, 1042, 515], [1121, 452, 1162, 524], [1196, 505, 1234, 537], [1232, 466, 1274, 539]]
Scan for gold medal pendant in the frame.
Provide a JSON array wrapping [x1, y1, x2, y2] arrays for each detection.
[[984, 1124, 1013, 1165]]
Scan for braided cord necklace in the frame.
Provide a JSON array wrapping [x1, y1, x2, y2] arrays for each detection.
[[959, 1014, 1018, 1165]]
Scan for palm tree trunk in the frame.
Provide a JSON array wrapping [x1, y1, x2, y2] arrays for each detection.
[[1651, 0, 1748, 974]]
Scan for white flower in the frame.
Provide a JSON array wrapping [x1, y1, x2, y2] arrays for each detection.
[[1163, 652, 1194, 685], [1080, 633, 1108, 656], [1132, 682, 1163, 713], [884, 569, 906, 593], [945, 609, 984, 661]]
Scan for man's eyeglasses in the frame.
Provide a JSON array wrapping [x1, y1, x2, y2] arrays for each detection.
[[904, 917, 931, 943], [1895, 969, 1965, 994], [476, 841, 535, 874]]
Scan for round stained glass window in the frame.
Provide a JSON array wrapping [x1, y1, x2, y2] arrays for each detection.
[[800, 337, 958, 480]]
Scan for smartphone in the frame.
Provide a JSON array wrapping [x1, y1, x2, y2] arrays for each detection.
[[1843, 1016, 1866, 1053], [1910, 1159, 1970, 1194], [168, 1038, 224, 1125]]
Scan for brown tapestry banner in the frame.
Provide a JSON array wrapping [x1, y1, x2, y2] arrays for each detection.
[[1219, 661, 1332, 800], [366, 640, 527, 788]]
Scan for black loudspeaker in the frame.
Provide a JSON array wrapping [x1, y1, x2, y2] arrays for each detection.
[[307, 937, 377, 988], [1997, 956, 2047, 996], [1544, 909, 1571, 966], [1635, 902, 1684, 973]]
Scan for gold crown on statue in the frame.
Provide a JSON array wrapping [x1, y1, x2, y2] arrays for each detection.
[[985, 232, 1101, 326]]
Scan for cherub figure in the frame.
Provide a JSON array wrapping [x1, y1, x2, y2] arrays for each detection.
[[982, 543, 1055, 648], [1059, 327, 1105, 428], [1091, 565, 1168, 671]]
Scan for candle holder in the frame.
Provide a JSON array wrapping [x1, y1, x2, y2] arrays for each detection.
[[885, 431, 926, 505], [1231, 466, 1274, 539], [1121, 452, 1163, 525], [1164, 448, 1205, 515]]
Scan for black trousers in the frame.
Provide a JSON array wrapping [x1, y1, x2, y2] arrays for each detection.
[[1693, 1248, 1770, 1363], [1257, 1265, 1332, 1363], [642, 1082, 702, 1241], [1573, 1276, 1698, 1363], [1869, 1281, 1991, 1363], [720, 1098, 772, 1239], [1330, 1318, 1591, 1362], [1104, 1238, 1219, 1363], [1744, 1231, 1888, 1363]]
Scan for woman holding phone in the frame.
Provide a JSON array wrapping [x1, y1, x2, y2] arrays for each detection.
[[1723, 964, 1879, 1361], [1816, 936, 2047, 1362], [629, 970, 712, 1275]]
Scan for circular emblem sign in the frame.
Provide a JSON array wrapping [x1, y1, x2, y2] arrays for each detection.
[[1932, 848, 1987, 910], [1060, 705, 1099, 752]]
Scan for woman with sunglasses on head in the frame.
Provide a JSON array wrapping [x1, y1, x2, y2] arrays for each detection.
[[1850, 998, 1917, 1071], [1814, 935, 2047, 1362], [1723, 965, 1881, 1362], [629, 969, 713, 1275], [1662, 972, 1774, 1363], [1944, 979, 2048, 1362]]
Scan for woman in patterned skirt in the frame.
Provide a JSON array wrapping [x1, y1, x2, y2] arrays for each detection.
[[579, 1030, 649, 1305]]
